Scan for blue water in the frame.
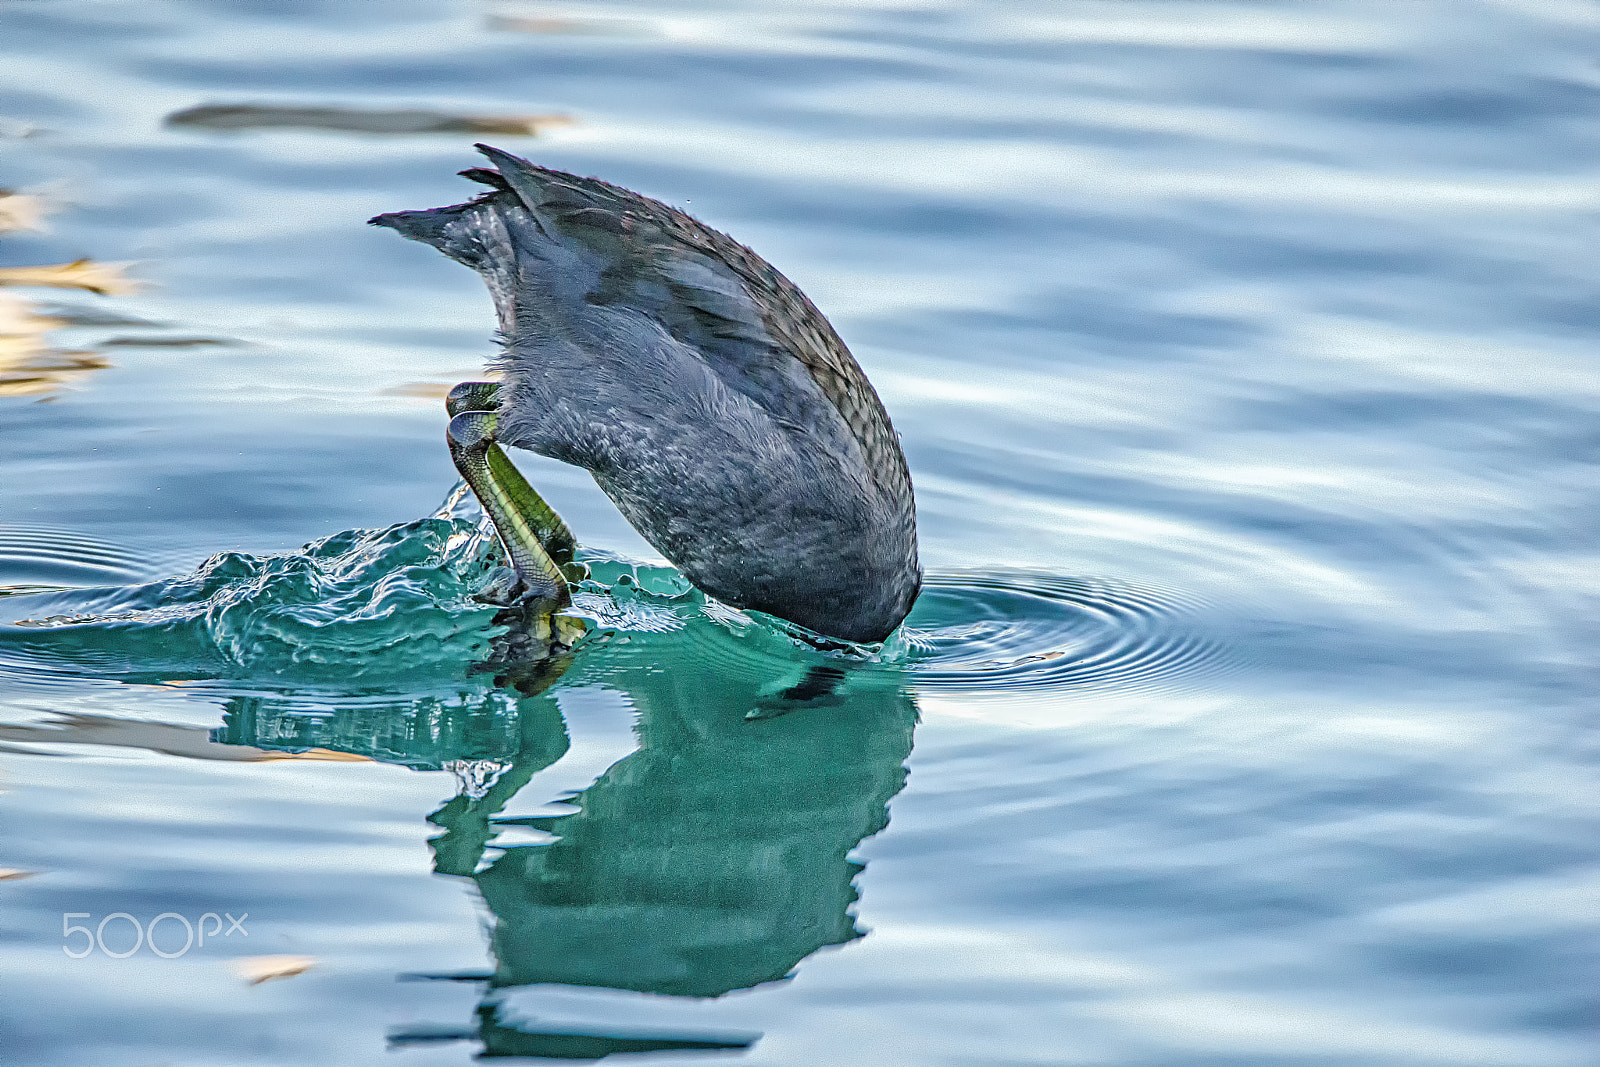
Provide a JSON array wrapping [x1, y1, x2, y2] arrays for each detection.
[[2, 1, 1597, 1063]]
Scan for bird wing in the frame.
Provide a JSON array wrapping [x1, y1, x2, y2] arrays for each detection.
[[462, 145, 913, 505]]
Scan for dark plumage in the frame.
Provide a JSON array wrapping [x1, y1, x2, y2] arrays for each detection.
[[371, 145, 920, 643]]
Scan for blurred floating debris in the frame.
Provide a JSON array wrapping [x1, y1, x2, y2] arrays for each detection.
[[0, 259, 140, 296], [487, 15, 586, 33], [0, 117, 42, 140], [0, 192, 53, 234], [99, 335, 237, 348], [166, 104, 575, 137], [0, 293, 61, 336], [0, 868, 38, 881], [0, 195, 152, 396], [384, 370, 501, 400], [0, 348, 111, 399], [0, 293, 111, 399], [36, 303, 160, 328], [385, 381, 462, 401], [0, 713, 277, 761], [396, 970, 496, 983], [486, 9, 642, 35], [231, 955, 317, 986]]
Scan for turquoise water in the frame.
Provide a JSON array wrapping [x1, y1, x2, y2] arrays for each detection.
[[1, 1, 1597, 1063]]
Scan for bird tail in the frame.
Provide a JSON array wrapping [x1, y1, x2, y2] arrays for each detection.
[[369, 188, 514, 280], [369, 144, 619, 327]]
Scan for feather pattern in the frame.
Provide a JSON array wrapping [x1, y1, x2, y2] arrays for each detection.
[[372, 145, 919, 642]]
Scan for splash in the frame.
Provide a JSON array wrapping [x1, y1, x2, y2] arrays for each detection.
[[0, 494, 1229, 702], [0, 489, 704, 700], [1, 493, 514, 692]]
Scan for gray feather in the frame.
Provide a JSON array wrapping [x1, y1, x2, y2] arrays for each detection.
[[370, 145, 920, 642]]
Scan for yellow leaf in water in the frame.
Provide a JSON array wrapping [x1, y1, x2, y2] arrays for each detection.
[[0, 192, 52, 234], [0, 869, 38, 881], [0, 260, 141, 296], [0, 289, 113, 396], [0, 333, 48, 364], [230, 955, 317, 985], [0, 293, 63, 336]]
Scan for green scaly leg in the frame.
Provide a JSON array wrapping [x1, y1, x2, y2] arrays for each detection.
[[446, 382, 580, 570], [446, 381, 583, 609]]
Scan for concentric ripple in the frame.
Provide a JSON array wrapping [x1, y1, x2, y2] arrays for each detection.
[[899, 573, 1231, 695], [0, 524, 169, 595]]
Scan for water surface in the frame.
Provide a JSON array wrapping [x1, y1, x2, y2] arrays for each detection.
[[1, 1, 1597, 1064]]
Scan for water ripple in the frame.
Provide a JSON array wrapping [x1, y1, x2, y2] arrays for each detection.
[[0, 526, 1232, 702], [901, 573, 1230, 694], [0, 523, 166, 593]]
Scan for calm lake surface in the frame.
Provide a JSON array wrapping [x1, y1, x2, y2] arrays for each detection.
[[2, 1, 1597, 1063]]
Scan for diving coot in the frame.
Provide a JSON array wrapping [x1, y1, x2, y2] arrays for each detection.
[[372, 145, 919, 644]]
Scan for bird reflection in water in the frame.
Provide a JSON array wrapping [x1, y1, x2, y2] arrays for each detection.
[[216, 601, 918, 1060]]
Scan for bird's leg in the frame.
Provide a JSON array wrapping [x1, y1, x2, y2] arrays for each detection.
[[446, 381, 581, 608], [446, 382, 579, 566], [449, 410, 566, 606]]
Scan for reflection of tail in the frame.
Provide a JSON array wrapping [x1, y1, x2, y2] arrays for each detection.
[[368, 194, 516, 287], [369, 145, 614, 335]]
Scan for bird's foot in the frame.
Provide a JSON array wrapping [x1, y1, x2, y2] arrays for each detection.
[[446, 380, 502, 417]]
